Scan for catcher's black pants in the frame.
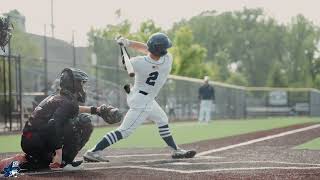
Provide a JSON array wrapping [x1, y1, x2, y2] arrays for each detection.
[[20, 121, 55, 170]]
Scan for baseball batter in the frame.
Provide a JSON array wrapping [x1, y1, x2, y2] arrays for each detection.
[[84, 33, 196, 162]]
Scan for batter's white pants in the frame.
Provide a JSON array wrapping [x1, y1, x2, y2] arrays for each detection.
[[198, 100, 214, 123], [117, 100, 168, 138]]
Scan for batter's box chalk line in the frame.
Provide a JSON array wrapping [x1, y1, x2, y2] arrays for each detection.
[[197, 124, 320, 156]]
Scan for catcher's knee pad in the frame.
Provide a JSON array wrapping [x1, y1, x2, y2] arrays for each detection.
[[76, 113, 94, 146]]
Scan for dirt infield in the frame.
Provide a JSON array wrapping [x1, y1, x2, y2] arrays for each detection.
[[1, 122, 320, 179]]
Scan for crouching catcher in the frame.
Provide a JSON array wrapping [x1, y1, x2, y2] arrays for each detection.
[[0, 68, 122, 172]]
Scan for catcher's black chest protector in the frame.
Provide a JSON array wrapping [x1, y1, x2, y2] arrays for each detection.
[[29, 94, 79, 129]]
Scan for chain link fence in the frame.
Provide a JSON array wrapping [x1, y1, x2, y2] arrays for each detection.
[[2, 39, 320, 132]]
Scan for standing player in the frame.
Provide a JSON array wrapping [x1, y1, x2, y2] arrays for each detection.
[[84, 33, 196, 162]]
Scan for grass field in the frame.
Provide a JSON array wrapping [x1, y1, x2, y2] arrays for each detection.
[[294, 137, 320, 150], [0, 117, 319, 153]]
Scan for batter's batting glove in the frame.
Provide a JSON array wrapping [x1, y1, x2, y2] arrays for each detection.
[[116, 37, 130, 47], [97, 104, 123, 124], [124, 84, 130, 94]]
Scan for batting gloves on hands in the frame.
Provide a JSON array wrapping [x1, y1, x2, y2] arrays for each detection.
[[117, 37, 130, 47]]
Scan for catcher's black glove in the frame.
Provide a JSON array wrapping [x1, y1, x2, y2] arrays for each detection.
[[97, 104, 123, 124]]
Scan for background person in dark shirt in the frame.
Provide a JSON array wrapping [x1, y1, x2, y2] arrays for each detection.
[[198, 76, 215, 123]]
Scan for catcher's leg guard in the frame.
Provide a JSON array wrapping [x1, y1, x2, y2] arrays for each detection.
[[63, 113, 93, 164]]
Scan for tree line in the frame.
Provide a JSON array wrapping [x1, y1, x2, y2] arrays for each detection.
[[88, 8, 320, 89], [5, 8, 320, 89]]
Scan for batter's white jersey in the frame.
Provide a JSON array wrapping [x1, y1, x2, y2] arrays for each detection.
[[127, 53, 172, 108], [117, 53, 173, 138]]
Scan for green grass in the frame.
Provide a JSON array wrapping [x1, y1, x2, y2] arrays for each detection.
[[294, 137, 320, 150], [0, 117, 319, 153]]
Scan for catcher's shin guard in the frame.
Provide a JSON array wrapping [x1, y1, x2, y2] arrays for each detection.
[[62, 114, 93, 164]]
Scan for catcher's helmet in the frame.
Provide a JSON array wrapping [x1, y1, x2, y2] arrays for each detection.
[[60, 68, 89, 103], [147, 32, 172, 57]]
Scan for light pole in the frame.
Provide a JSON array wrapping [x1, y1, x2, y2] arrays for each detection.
[[72, 30, 76, 67], [91, 52, 98, 124], [50, 0, 55, 38], [91, 53, 98, 105]]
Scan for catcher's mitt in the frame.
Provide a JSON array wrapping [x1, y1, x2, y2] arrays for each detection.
[[98, 104, 123, 124]]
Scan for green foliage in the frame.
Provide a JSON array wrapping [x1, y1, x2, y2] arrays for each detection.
[[7, 10, 40, 57], [86, 8, 320, 89], [226, 72, 249, 86], [285, 15, 319, 88], [133, 19, 162, 42], [170, 26, 207, 78]]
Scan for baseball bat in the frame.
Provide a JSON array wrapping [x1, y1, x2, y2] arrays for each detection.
[[120, 45, 135, 77]]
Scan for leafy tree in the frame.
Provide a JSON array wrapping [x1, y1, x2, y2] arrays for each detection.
[[285, 15, 320, 87], [170, 26, 207, 78], [133, 20, 162, 42], [6, 10, 40, 57], [226, 72, 249, 86]]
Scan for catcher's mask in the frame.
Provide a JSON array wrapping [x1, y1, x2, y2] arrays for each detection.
[[60, 68, 89, 103], [147, 32, 172, 57], [0, 16, 13, 52]]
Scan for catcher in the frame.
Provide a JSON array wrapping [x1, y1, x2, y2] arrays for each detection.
[[0, 68, 122, 172]]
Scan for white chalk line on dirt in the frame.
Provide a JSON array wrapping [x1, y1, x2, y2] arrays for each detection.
[[25, 165, 320, 175], [128, 156, 223, 163], [197, 124, 320, 156], [169, 160, 320, 167], [180, 166, 320, 173], [87, 165, 320, 174], [105, 153, 169, 158]]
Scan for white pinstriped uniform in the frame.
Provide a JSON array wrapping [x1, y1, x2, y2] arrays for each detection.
[[115, 53, 173, 138]]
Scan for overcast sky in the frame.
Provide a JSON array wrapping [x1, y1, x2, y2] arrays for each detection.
[[1, 0, 320, 46]]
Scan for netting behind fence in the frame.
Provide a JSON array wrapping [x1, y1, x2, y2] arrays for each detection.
[[2, 38, 320, 132]]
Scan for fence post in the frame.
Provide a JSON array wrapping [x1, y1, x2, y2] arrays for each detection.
[[8, 27, 12, 131], [44, 25, 48, 96], [18, 55, 22, 130], [2, 54, 7, 128]]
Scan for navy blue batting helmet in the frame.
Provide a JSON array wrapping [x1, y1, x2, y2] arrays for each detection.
[[147, 33, 172, 57]]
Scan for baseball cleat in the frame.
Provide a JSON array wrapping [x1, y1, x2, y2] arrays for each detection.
[[171, 149, 197, 159], [62, 161, 84, 171], [83, 150, 109, 162]]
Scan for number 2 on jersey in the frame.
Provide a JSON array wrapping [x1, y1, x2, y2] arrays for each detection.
[[146, 71, 159, 86]]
